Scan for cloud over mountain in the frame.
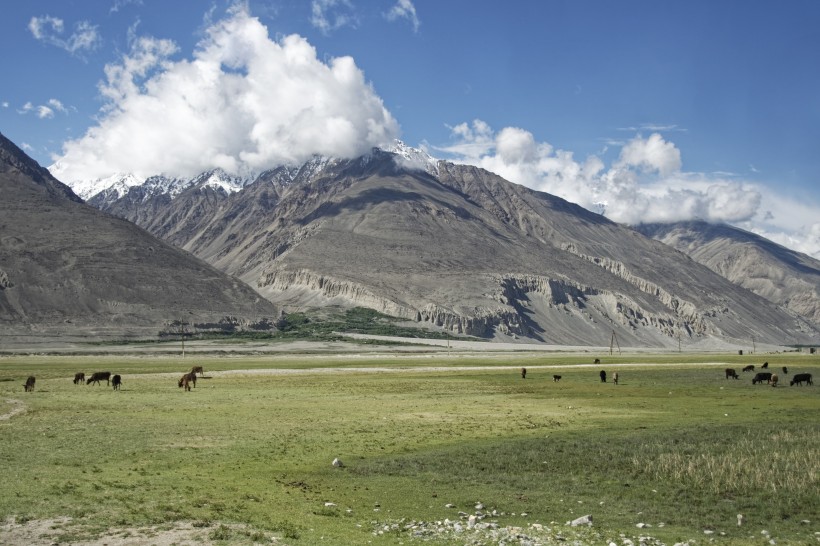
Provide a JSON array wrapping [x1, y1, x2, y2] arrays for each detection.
[[435, 120, 820, 259], [51, 5, 398, 183]]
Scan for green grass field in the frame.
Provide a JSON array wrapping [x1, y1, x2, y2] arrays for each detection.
[[0, 351, 818, 545]]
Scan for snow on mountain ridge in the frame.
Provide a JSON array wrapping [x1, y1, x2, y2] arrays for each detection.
[[382, 140, 440, 176], [65, 172, 144, 201], [190, 168, 253, 194], [56, 140, 437, 201]]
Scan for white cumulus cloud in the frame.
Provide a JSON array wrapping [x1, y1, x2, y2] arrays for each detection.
[[51, 5, 399, 183], [29, 15, 101, 56], [435, 120, 820, 259]]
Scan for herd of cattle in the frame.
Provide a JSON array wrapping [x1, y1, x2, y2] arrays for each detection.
[[723, 361, 814, 387], [18, 362, 815, 393], [20, 366, 205, 393]]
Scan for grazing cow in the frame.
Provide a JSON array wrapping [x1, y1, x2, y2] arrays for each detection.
[[769, 373, 779, 387], [553, 375, 562, 382], [613, 371, 619, 385], [761, 362, 769, 369], [752, 372, 772, 385], [87, 371, 112, 385], [190, 365, 204, 377], [521, 367, 527, 379], [725, 368, 739, 380], [73, 372, 85, 385], [782, 366, 788, 375], [178, 372, 197, 391], [594, 358, 601, 364], [790, 373, 813, 386], [112, 374, 122, 390], [23, 376, 35, 392], [742, 365, 755, 372], [599, 370, 607, 383]]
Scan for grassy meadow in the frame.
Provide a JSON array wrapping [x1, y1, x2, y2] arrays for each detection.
[[0, 351, 818, 545]]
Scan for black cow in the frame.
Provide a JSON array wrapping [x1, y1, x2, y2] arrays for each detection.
[[73, 372, 85, 385], [553, 375, 562, 382], [742, 365, 755, 372], [790, 373, 813, 386], [599, 370, 607, 383], [725, 368, 739, 379], [521, 367, 527, 379], [87, 371, 112, 385], [112, 374, 122, 390], [752, 372, 773, 385], [762, 362, 769, 369], [23, 376, 35, 392], [782, 366, 788, 375], [594, 358, 601, 365]]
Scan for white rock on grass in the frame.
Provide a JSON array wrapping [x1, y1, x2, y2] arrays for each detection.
[[331, 458, 344, 467], [570, 515, 593, 527]]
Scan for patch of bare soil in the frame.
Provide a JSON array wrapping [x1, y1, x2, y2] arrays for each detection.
[[0, 517, 282, 545], [0, 398, 25, 421]]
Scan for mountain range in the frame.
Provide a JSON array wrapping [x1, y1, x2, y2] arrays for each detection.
[[0, 132, 277, 343], [64, 141, 818, 348], [636, 221, 820, 328]]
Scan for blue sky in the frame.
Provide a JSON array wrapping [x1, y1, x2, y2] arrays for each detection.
[[1, 0, 819, 257]]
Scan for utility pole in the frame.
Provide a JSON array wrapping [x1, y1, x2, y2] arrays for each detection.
[[751, 336, 756, 354], [610, 330, 621, 356], [177, 320, 189, 359]]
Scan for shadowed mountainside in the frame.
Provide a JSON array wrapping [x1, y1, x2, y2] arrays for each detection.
[[0, 132, 276, 341]]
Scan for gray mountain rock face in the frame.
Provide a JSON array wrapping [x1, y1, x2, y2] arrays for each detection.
[[89, 149, 818, 347], [636, 221, 820, 329], [0, 132, 276, 341]]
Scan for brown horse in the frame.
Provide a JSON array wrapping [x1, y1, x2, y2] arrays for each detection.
[[190, 366, 204, 377], [24, 376, 35, 392], [73, 372, 85, 384], [178, 372, 197, 391]]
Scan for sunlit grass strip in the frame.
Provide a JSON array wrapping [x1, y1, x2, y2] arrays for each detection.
[[632, 427, 819, 496]]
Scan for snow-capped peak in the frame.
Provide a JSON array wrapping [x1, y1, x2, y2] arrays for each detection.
[[62, 172, 144, 201], [190, 168, 253, 194], [382, 140, 440, 176]]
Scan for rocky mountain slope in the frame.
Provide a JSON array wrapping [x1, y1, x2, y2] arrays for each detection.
[[0, 132, 276, 341], [636, 221, 820, 329], [83, 145, 819, 348]]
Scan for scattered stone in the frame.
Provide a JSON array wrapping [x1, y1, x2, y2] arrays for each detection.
[[800, 520, 811, 524], [324, 502, 336, 507], [636, 523, 650, 529], [570, 515, 593, 527], [738, 514, 745, 526], [445, 503, 455, 508], [703, 529, 714, 535], [475, 502, 485, 510], [467, 515, 476, 529], [331, 458, 344, 467]]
